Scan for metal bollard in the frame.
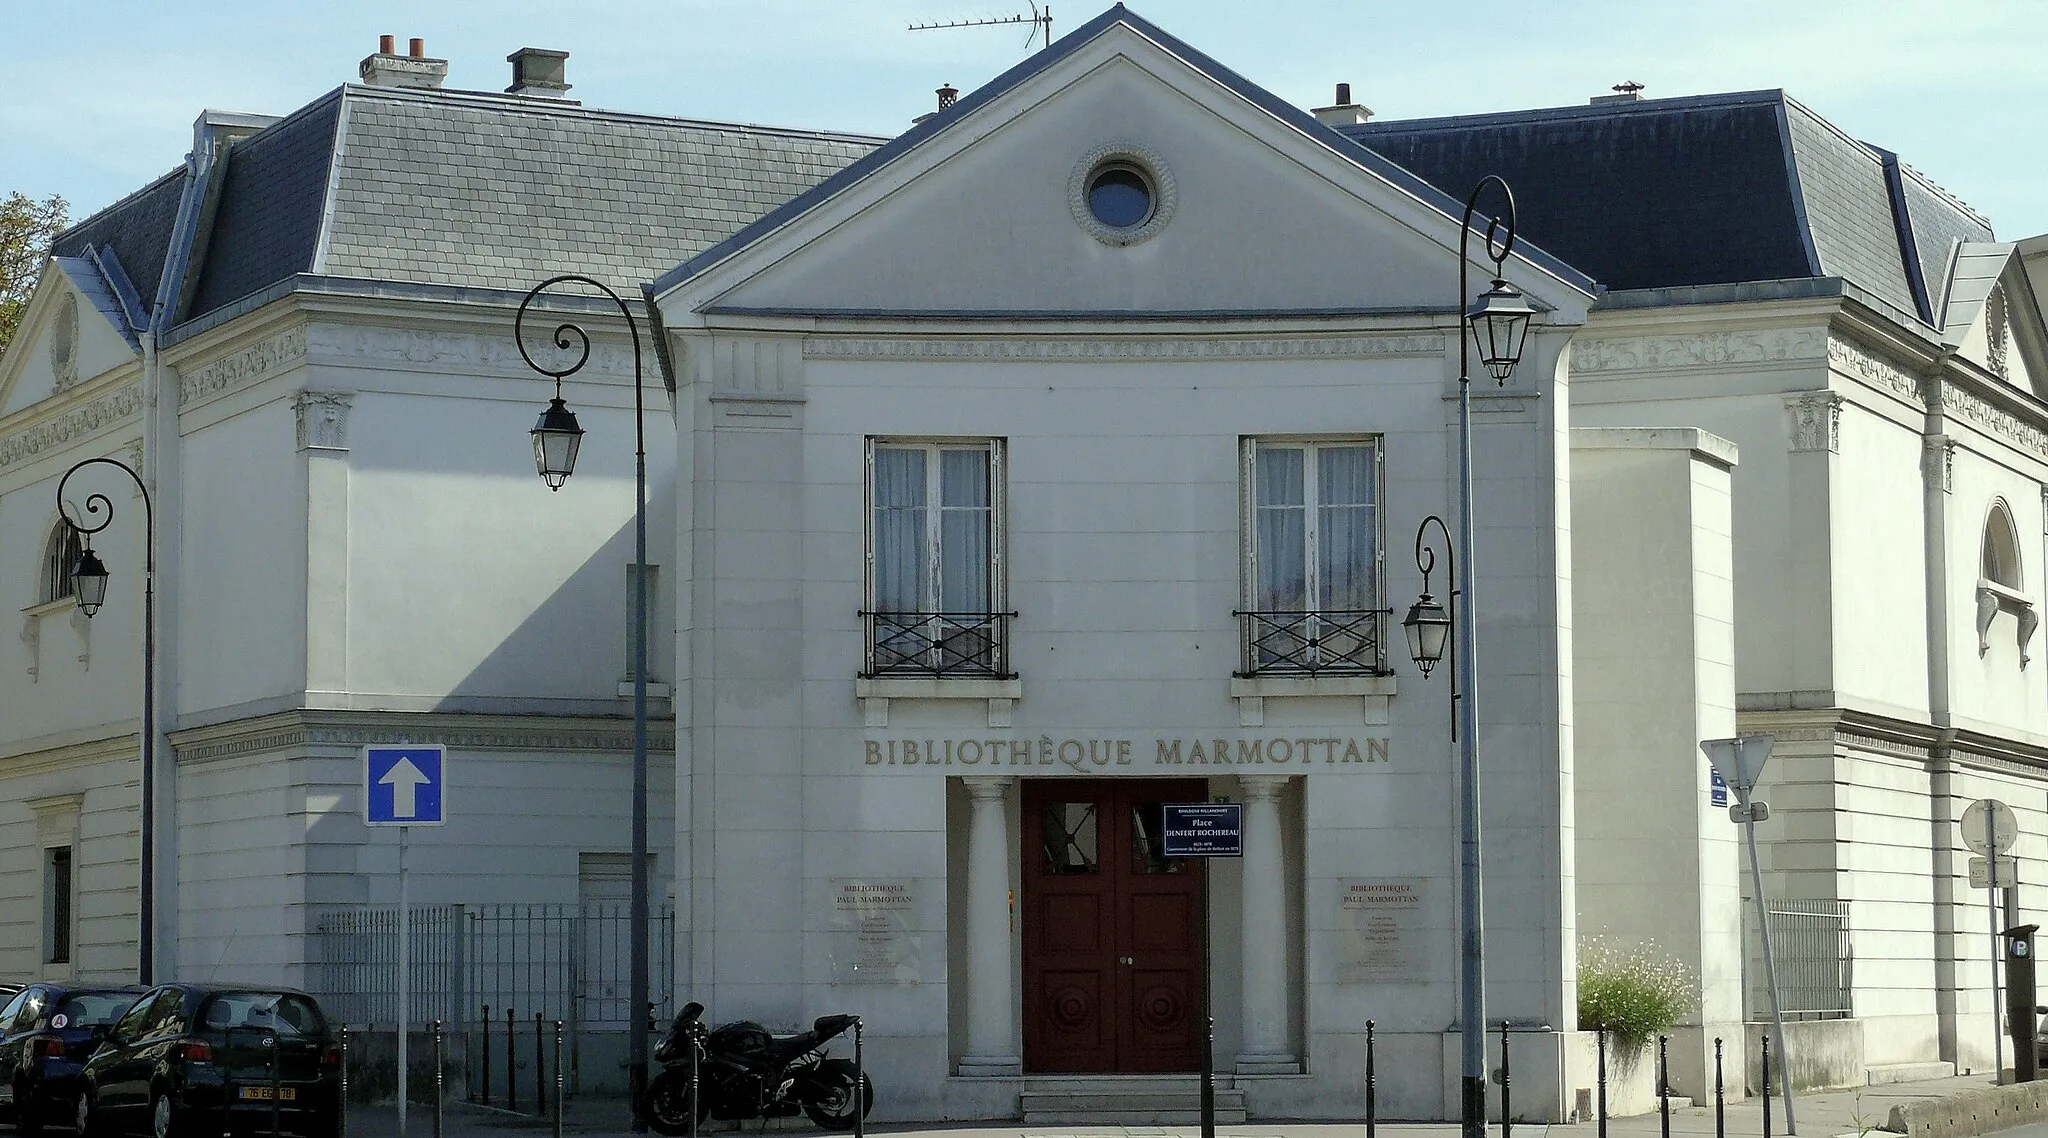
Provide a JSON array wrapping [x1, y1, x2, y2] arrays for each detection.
[[506, 1006, 518, 1114], [853, 1016, 866, 1138], [1658, 1035, 1671, 1138], [340, 1025, 351, 1138], [479, 1005, 491, 1105], [1762, 1033, 1773, 1138], [1365, 1019, 1377, 1138], [553, 1020, 565, 1138], [269, 1029, 283, 1138], [689, 1018, 702, 1138], [1500, 1021, 1512, 1138], [535, 1011, 546, 1117], [433, 1020, 444, 1138], [1596, 1029, 1609, 1138], [1714, 1037, 1725, 1138], [1202, 1014, 1216, 1138]]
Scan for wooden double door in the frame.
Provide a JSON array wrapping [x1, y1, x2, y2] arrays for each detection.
[[1021, 779, 1207, 1073]]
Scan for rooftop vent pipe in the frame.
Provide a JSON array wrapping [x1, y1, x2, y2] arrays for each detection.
[[1591, 80, 1646, 105], [1312, 82, 1373, 127]]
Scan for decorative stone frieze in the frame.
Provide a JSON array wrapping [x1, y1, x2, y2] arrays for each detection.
[[307, 325, 638, 378], [1569, 329, 1828, 374], [1937, 379, 2048, 458], [294, 391, 354, 451], [1988, 289, 2011, 381], [177, 325, 309, 406], [1826, 338, 1923, 408], [805, 335, 1444, 362], [174, 715, 672, 764], [1786, 392, 1843, 453], [0, 384, 143, 472]]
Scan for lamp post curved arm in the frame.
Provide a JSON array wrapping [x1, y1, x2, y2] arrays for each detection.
[[514, 273, 655, 1132], [1405, 514, 1460, 742], [55, 455, 156, 984]]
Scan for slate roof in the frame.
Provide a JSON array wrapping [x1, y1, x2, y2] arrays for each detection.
[[1344, 91, 1995, 327], [50, 168, 187, 312], [50, 83, 883, 338]]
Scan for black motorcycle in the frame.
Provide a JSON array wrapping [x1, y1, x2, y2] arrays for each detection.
[[644, 1002, 875, 1135]]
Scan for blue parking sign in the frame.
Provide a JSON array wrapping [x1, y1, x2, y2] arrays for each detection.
[[363, 745, 447, 826]]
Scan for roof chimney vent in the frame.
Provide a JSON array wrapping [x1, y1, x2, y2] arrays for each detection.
[[1312, 81, 1373, 127], [1591, 80, 1646, 105], [912, 84, 959, 125], [360, 35, 448, 89], [507, 48, 572, 98]]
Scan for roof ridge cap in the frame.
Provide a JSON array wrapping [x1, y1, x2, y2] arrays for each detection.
[[341, 82, 888, 144]]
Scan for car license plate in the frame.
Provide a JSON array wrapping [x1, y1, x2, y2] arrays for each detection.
[[238, 1086, 297, 1101]]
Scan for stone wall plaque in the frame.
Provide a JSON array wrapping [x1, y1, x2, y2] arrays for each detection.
[[1337, 877, 1430, 984], [829, 878, 920, 985]]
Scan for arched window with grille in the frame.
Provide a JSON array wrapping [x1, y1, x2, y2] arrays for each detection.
[[40, 521, 82, 605], [1977, 499, 2037, 663]]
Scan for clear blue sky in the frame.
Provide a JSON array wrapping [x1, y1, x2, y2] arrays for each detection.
[[6, 0, 2043, 239]]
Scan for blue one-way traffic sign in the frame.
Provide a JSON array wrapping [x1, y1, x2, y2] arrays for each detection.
[[364, 745, 447, 826]]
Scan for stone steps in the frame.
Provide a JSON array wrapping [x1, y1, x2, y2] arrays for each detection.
[[1021, 1078, 1248, 1125]]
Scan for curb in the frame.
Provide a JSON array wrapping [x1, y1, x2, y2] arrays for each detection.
[[1888, 1082, 2048, 1138]]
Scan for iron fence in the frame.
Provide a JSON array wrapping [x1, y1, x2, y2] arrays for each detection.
[[862, 610, 1015, 678], [312, 902, 675, 1032], [1744, 898, 1852, 1020]]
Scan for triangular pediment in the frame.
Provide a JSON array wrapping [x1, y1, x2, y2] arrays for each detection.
[[0, 254, 146, 419], [654, 8, 1593, 325], [1942, 243, 2048, 399]]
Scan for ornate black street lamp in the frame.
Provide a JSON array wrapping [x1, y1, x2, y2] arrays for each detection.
[[1401, 175, 1535, 1138], [55, 456, 156, 984], [515, 275, 653, 1131]]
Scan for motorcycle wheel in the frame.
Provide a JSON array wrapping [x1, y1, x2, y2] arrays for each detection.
[[644, 1071, 708, 1138], [800, 1060, 875, 1132]]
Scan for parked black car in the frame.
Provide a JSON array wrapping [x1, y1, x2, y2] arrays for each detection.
[[75, 983, 340, 1138], [0, 983, 145, 1134]]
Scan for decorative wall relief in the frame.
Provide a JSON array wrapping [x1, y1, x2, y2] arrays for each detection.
[[0, 384, 143, 472], [177, 325, 309, 406], [1924, 437, 1956, 493], [1786, 392, 1844, 453], [50, 293, 80, 392], [805, 335, 1444, 362], [1826, 338, 1924, 407], [294, 391, 355, 451], [20, 615, 40, 682], [1569, 329, 1828, 374]]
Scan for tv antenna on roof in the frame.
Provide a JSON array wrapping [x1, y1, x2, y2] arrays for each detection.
[[910, 2, 1052, 50]]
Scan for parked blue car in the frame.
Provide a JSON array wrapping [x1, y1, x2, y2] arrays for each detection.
[[0, 983, 145, 1134]]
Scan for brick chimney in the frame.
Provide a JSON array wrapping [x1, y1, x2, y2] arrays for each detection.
[[1312, 82, 1373, 127], [506, 48, 572, 98], [359, 35, 449, 90]]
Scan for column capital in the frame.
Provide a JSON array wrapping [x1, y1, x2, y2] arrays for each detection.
[[962, 774, 1016, 801], [1237, 773, 1291, 802]]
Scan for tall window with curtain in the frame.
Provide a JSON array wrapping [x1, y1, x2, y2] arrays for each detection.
[[1239, 438, 1386, 674], [865, 439, 1008, 676], [41, 522, 82, 605]]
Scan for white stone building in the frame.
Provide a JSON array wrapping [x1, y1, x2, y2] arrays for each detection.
[[4, 4, 2047, 1121]]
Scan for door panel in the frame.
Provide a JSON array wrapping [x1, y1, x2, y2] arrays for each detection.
[[1022, 779, 1207, 1073]]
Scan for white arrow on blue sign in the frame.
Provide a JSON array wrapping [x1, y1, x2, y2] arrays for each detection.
[[363, 745, 447, 827]]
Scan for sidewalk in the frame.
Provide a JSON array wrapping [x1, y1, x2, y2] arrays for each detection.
[[343, 1072, 2007, 1138]]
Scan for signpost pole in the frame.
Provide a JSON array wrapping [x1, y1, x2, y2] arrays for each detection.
[[1989, 810, 2004, 1085], [1703, 736, 1795, 1135], [400, 823, 411, 1135]]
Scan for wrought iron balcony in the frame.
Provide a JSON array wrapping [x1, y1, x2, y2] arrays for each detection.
[[862, 611, 1017, 679], [1234, 609, 1392, 677]]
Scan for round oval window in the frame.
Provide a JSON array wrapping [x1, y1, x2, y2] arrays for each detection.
[[1087, 166, 1153, 229]]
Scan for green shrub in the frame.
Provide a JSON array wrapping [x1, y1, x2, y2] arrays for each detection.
[[1577, 936, 1695, 1051]]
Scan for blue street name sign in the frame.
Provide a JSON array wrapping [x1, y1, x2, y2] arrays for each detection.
[[1710, 770, 1730, 808], [1162, 803, 1243, 858], [363, 745, 447, 827]]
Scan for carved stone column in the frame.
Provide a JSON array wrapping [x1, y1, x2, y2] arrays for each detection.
[[959, 775, 1022, 1075], [1236, 774, 1299, 1073]]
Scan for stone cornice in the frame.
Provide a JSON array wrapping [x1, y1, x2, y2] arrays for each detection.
[[1930, 377, 2048, 461], [1825, 338, 1924, 409], [1569, 329, 1829, 374], [803, 335, 1445, 362], [0, 381, 143, 473], [170, 709, 675, 765], [307, 323, 639, 378], [0, 729, 140, 779], [176, 324, 309, 408], [1736, 704, 2048, 773]]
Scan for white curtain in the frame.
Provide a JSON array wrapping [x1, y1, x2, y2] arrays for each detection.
[[873, 448, 926, 612], [1317, 445, 1375, 611], [938, 448, 991, 612], [1255, 447, 1306, 611]]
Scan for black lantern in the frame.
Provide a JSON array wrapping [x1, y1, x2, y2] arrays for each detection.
[[531, 397, 584, 490], [1402, 591, 1451, 676], [71, 545, 110, 617], [1466, 278, 1536, 384]]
